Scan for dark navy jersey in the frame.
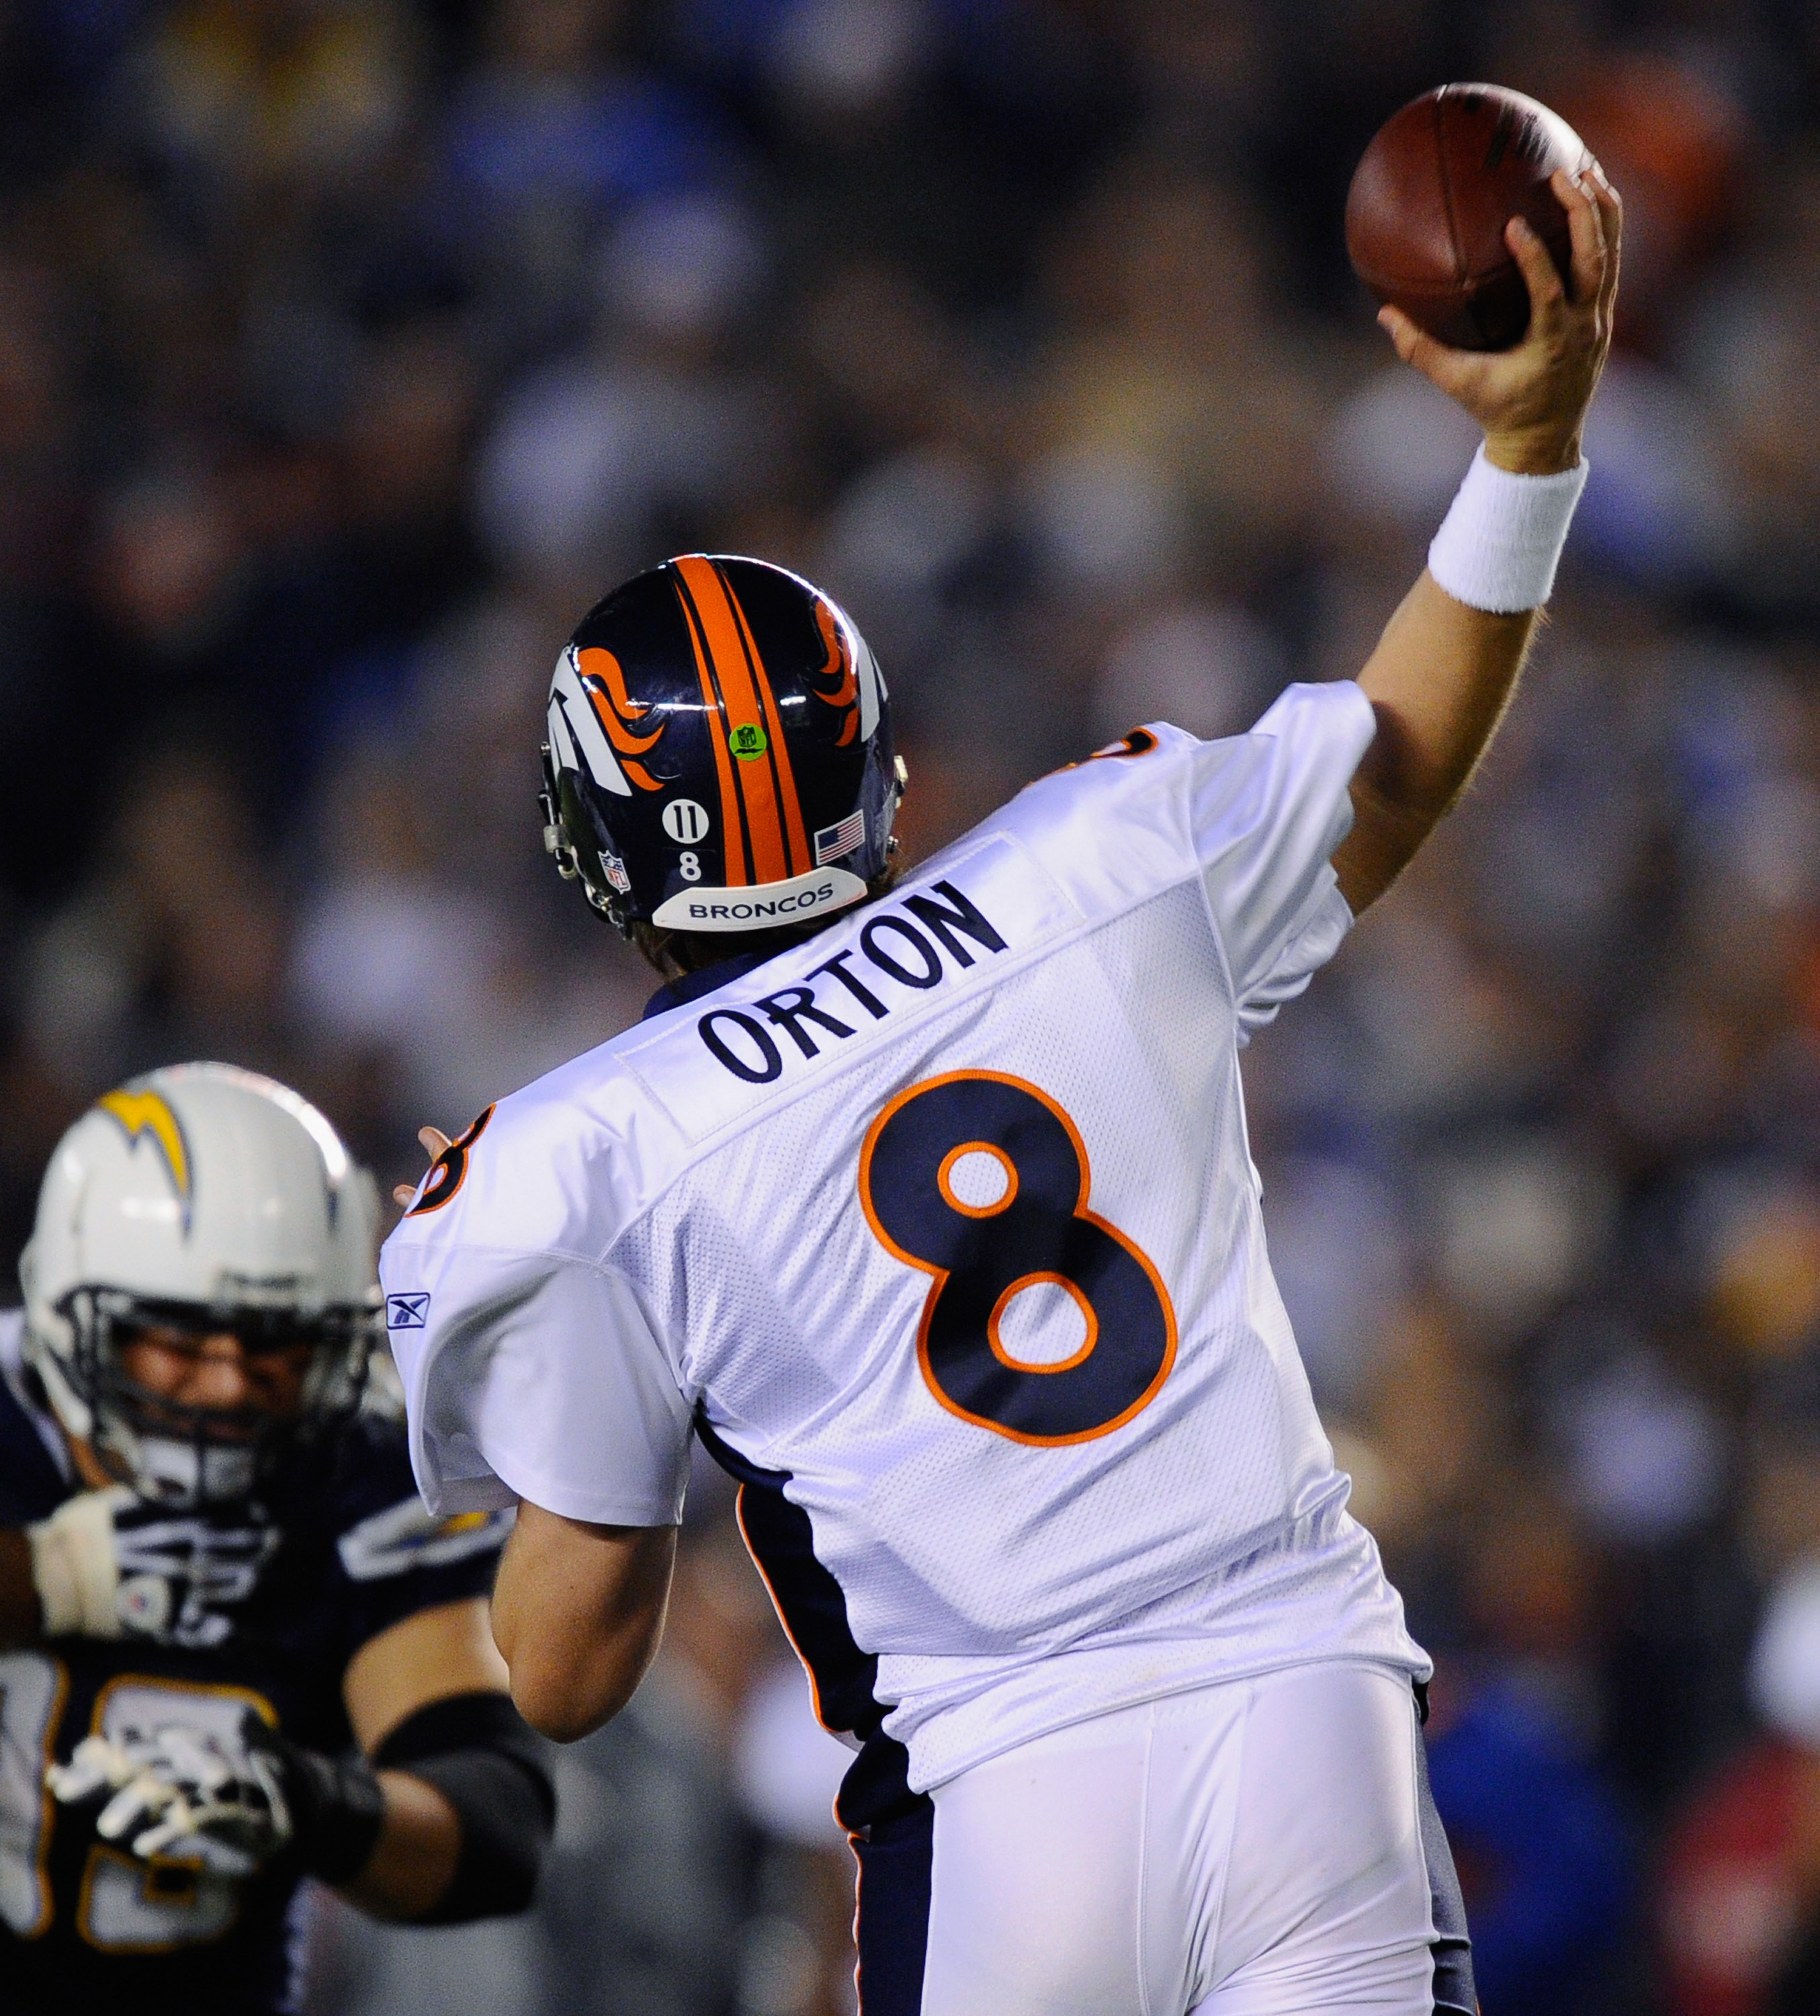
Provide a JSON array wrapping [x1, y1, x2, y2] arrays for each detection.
[[0, 1312, 513, 2016]]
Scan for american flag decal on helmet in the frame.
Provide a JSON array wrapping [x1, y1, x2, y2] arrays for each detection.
[[814, 810, 866, 864]]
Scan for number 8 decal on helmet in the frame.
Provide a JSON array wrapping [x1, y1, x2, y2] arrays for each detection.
[[859, 1073, 1177, 1445]]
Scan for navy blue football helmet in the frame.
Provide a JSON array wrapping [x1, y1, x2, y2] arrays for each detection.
[[540, 555, 904, 939]]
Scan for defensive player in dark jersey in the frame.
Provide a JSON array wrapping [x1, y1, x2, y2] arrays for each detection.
[[0, 1062, 554, 2016]]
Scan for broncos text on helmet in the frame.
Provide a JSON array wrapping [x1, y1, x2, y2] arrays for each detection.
[[540, 554, 905, 937]]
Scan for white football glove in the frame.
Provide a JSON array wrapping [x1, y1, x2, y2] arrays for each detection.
[[26, 1487, 134, 1639], [48, 1708, 387, 1886], [26, 1487, 280, 1646], [48, 1722, 292, 1879]]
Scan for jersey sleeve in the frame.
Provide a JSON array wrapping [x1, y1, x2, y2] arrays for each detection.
[[1187, 679, 1376, 1041], [382, 1242, 694, 1527]]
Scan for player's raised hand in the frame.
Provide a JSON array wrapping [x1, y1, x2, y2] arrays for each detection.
[[393, 1126, 452, 1208], [1377, 164, 1621, 475]]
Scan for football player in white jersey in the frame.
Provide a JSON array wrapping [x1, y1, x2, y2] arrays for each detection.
[[384, 166, 1620, 2015]]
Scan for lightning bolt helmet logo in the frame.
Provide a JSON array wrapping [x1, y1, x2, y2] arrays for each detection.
[[97, 1088, 194, 1234]]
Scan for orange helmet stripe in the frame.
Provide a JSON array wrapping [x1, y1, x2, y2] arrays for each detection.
[[672, 569, 750, 885], [725, 576, 812, 872], [673, 556, 795, 884]]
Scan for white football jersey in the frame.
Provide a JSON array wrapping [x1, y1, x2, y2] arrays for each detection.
[[382, 679, 1429, 1802]]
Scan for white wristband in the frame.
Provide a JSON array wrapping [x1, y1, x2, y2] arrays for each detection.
[[28, 1487, 131, 1638], [1427, 444, 1589, 614]]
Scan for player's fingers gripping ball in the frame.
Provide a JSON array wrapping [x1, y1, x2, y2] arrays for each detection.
[[1346, 83, 1589, 349], [1346, 83, 1621, 466]]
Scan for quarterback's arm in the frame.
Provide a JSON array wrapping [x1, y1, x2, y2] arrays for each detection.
[[340, 1596, 554, 1921], [1333, 166, 1620, 915], [490, 1501, 678, 1742]]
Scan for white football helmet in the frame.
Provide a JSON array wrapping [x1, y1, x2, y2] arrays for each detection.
[[20, 1063, 381, 1507]]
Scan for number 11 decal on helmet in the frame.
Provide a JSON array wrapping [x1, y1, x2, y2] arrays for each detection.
[[539, 554, 906, 939]]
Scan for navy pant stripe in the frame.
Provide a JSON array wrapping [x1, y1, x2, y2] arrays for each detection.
[[1414, 1714, 1477, 2016], [853, 1796, 935, 2015]]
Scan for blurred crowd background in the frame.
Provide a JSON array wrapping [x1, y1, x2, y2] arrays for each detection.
[[3, 0, 1819, 2009]]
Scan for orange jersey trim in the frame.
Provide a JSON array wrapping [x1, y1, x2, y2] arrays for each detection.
[[936, 1140, 1019, 1219], [987, 1271, 1100, 1374]]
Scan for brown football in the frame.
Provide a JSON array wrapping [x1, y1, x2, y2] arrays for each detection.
[[1346, 83, 1590, 351]]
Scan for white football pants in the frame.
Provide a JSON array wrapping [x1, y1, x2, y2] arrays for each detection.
[[860, 1661, 1471, 2016]]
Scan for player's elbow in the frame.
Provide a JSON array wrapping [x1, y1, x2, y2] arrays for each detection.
[[491, 1507, 677, 1740], [509, 1674, 615, 1744], [507, 1639, 648, 1742], [508, 1679, 625, 1744]]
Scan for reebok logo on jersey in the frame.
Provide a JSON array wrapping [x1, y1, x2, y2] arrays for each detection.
[[697, 878, 1007, 1085], [386, 1292, 431, 1329]]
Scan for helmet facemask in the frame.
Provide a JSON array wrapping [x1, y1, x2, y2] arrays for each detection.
[[540, 742, 634, 937], [58, 1288, 377, 1510]]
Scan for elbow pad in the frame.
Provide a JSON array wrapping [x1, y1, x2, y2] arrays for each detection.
[[372, 1691, 555, 1924]]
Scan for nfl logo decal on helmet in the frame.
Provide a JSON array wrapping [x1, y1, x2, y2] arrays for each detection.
[[540, 555, 903, 937]]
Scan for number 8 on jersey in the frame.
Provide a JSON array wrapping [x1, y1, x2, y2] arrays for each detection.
[[859, 1072, 1177, 1445]]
